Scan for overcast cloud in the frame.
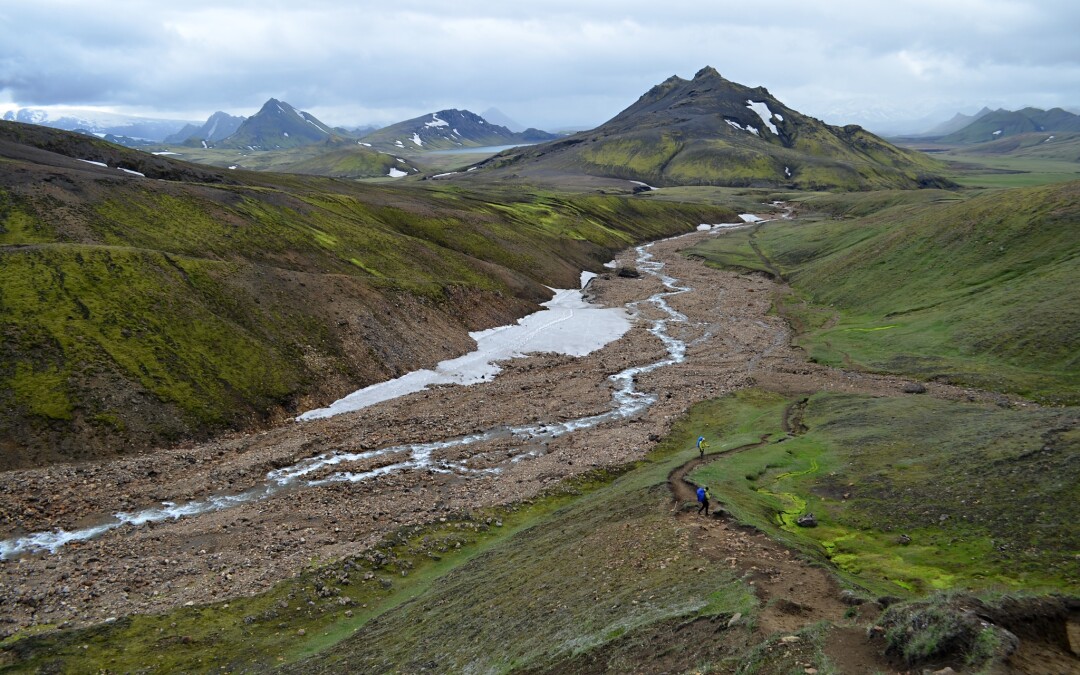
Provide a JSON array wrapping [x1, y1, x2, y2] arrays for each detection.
[[2, 0, 1078, 133]]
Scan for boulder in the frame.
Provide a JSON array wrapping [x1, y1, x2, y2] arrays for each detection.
[[796, 513, 817, 527], [902, 382, 927, 394]]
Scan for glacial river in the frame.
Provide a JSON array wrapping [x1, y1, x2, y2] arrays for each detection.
[[0, 218, 758, 559]]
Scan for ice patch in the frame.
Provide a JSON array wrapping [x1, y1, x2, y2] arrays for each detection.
[[298, 282, 629, 420], [411, 132, 423, 147], [425, 114, 449, 128], [746, 100, 779, 135], [77, 159, 107, 168]]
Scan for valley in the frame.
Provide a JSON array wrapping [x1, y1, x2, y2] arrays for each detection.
[[1, 67, 1077, 673]]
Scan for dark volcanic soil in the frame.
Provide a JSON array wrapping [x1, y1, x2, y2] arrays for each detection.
[[0, 228, 1017, 640]]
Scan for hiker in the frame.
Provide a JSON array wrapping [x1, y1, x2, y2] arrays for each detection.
[[697, 436, 708, 458], [696, 485, 711, 515]]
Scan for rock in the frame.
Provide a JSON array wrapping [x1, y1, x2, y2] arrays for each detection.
[[616, 267, 641, 278], [897, 534, 912, 545], [1067, 619, 1080, 656], [727, 612, 742, 628], [796, 513, 817, 528], [902, 382, 927, 394], [839, 589, 864, 606], [929, 668, 956, 675], [779, 635, 800, 643]]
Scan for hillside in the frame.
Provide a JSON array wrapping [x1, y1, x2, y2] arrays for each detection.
[[215, 99, 348, 149], [0, 121, 734, 467], [359, 109, 556, 152], [461, 67, 954, 190], [688, 182, 1080, 403], [940, 106, 1080, 144]]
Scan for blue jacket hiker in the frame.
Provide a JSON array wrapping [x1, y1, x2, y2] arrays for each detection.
[[697, 436, 708, 458], [696, 486, 710, 515]]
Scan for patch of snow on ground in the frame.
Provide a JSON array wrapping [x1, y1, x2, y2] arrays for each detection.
[[387, 168, 408, 178], [452, 128, 460, 136], [425, 114, 449, 128], [77, 159, 108, 167], [746, 125, 759, 136], [725, 119, 744, 131], [396, 157, 406, 162], [229, 165, 237, 170], [411, 132, 423, 147], [283, 131, 289, 137], [467, 166, 479, 171], [785, 166, 792, 177], [746, 100, 779, 135], [118, 168, 145, 177], [629, 180, 656, 190], [395, 140, 405, 147], [603, 260, 618, 269], [152, 151, 179, 156], [993, 129, 1003, 136], [739, 213, 764, 222], [1045, 135, 1055, 142], [359, 142, 372, 146], [298, 281, 630, 420], [432, 172, 459, 178], [202, 140, 209, 148]]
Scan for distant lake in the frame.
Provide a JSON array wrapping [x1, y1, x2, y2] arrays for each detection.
[[427, 143, 534, 155]]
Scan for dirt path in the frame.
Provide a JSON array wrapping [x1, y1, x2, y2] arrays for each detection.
[[0, 227, 1015, 639]]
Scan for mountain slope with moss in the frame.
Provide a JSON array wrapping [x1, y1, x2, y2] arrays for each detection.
[[462, 67, 955, 191], [0, 122, 736, 467], [688, 181, 1080, 403]]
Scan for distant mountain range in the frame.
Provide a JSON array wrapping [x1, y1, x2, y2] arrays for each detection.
[[461, 66, 952, 190], [357, 109, 557, 152], [1, 107, 193, 141], [918, 107, 994, 137], [165, 111, 247, 145], [214, 99, 347, 150], [935, 107, 1080, 144]]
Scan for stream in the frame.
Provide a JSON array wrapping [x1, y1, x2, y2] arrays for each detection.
[[0, 225, 742, 559]]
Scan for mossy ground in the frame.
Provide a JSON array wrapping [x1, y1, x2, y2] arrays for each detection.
[[687, 181, 1080, 404], [691, 391, 1079, 597]]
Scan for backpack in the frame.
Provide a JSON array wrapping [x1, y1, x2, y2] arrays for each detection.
[[696, 487, 706, 502]]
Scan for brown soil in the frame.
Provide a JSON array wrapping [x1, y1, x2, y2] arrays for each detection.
[[0, 228, 1040, 664]]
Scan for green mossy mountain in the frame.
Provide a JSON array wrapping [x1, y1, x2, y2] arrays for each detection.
[[939, 106, 1080, 144], [216, 99, 346, 150], [358, 109, 557, 152], [0, 121, 735, 467], [466, 66, 955, 190]]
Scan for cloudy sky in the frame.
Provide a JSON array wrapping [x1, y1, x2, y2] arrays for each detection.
[[2, 0, 1078, 133]]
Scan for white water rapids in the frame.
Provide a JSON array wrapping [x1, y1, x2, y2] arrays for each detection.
[[0, 219, 756, 559]]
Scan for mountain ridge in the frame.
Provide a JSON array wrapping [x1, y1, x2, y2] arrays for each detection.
[[359, 109, 557, 152], [462, 66, 954, 190]]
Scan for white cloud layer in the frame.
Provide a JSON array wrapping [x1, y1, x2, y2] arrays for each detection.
[[1, 0, 1078, 133]]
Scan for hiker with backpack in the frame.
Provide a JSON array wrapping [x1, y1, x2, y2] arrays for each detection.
[[697, 436, 708, 458], [696, 485, 711, 515]]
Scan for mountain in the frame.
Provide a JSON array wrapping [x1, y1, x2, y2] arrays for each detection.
[[358, 109, 557, 151], [918, 107, 993, 137], [463, 67, 953, 190], [939, 107, 1080, 144], [216, 99, 348, 149], [164, 111, 246, 144], [2, 107, 193, 141]]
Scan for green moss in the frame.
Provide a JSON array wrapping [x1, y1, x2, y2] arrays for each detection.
[[690, 391, 1080, 596]]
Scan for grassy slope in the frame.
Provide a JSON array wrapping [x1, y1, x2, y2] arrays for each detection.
[[687, 182, 1080, 403], [0, 144, 737, 463], [692, 392, 1079, 597]]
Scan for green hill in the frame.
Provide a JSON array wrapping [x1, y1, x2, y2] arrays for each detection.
[[0, 121, 735, 467], [939, 107, 1080, 144], [688, 182, 1080, 402], [464, 67, 954, 191]]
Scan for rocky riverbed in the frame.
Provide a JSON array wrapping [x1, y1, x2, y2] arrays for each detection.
[[0, 227, 999, 636]]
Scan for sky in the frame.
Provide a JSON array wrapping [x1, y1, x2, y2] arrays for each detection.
[[2, 0, 1078, 134]]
